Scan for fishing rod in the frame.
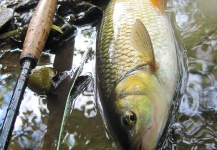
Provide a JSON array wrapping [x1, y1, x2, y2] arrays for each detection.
[[0, 0, 58, 149]]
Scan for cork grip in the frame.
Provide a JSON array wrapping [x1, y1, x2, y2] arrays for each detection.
[[20, 0, 57, 68]]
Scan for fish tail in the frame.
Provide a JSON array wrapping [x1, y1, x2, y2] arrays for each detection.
[[150, 0, 167, 14]]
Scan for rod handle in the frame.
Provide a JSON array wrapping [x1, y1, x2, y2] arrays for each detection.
[[20, 0, 58, 68]]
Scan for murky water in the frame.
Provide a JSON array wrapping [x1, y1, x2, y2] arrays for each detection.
[[164, 0, 217, 149], [0, 0, 217, 149]]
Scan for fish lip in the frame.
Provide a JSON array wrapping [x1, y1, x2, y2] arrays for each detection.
[[130, 126, 152, 150], [138, 141, 142, 150], [130, 137, 144, 150]]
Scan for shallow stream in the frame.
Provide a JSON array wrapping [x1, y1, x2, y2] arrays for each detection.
[[0, 0, 216, 149]]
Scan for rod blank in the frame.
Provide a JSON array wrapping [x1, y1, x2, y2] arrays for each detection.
[[0, 60, 32, 149]]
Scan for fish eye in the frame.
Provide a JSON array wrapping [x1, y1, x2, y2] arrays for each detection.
[[121, 111, 137, 128]]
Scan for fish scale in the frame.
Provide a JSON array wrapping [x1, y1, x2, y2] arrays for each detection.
[[97, 0, 177, 102], [96, 0, 178, 149]]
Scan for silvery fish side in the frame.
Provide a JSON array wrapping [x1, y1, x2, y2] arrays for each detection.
[[96, 0, 178, 149]]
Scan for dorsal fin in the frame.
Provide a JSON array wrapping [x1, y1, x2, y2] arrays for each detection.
[[150, 0, 166, 14], [130, 19, 156, 71]]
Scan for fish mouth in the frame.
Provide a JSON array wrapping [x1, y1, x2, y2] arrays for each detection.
[[130, 137, 144, 150], [130, 126, 152, 150], [138, 141, 142, 150]]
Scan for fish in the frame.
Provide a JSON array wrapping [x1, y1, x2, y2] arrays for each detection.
[[96, 0, 178, 149]]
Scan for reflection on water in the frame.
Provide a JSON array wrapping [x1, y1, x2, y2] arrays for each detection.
[[0, 73, 16, 128], [0, 22, 114, 149], [0, 0, 217, 149], [9, 91, 48, 149], [165, 0, 217, 149]]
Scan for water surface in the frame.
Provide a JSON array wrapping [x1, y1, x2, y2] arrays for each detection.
[[0, 0, 217, 149]]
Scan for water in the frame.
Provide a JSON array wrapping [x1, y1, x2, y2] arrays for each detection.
[[164, 0, 217, 149], [0, 0, 217, 149]]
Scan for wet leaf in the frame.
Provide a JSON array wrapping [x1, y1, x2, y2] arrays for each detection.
[[74, 2, 103, 26], [0, 27, 23, 40], [70, 74, 92, 99], [51, 24, 63, 34], [28, 67, 56, 94]]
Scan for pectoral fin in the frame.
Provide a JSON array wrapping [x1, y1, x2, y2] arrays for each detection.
[[130, 19, 156, 71]]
